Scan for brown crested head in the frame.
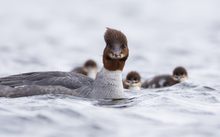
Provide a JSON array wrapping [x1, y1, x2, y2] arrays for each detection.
[[126, 71, 141, 83], [172, 66, 188, 81], [103, 28, 129, 71], [84, 59, 97, 69]]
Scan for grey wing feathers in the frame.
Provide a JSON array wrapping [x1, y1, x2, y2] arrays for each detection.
[[0, 85, 79, 98], [0, 71, 94, 89], [73, 86, 93, 98]]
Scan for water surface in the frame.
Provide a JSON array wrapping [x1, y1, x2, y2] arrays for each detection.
[[0, 0, 220, 137]]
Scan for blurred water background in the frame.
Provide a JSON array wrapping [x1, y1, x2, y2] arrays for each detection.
[[0, 0, 220, 137]]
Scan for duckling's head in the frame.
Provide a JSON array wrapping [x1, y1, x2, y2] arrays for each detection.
[[125, 71, 141, 90], [172, 66, 188, 82], [103, 28, 129, 71], [83, 59, 98, 79]]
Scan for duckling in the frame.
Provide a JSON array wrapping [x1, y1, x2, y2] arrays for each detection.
[[72, 59, 98, 79], [142, 66, 188, 88], [123, 71, 142, 90]]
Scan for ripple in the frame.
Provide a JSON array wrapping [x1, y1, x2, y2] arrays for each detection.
[[93, 97, 142, 108]]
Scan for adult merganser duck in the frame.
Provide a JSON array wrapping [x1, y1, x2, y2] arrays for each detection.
[[72, 59, 98, 79], [123, 71, 141, 90], [142, 66, 188, 88], [0, 28, 129, 99]]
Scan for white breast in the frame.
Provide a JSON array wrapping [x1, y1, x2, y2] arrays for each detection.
[[87, 69, 97, 79], [129, 86, 141, 91], [90, 68, 125, 99]]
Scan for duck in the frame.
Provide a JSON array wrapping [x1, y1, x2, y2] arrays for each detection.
[[72, 59, 98, 79], [142, 66, 188, 88], [123, 71, 141, 90], [0, 28, 129, 99]]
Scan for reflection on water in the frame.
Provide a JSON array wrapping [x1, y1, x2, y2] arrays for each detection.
[[93, 97, 141, 108]]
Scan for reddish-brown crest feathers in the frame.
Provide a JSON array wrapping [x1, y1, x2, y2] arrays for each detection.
[[104, 28, 127, 45]]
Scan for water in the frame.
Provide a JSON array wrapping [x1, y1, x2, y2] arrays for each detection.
[[0, 0, 220, 137]]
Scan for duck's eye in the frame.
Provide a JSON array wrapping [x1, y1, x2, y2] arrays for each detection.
[[127, 80, 132, 83], [121, 44, 126, 49], [107, 44, 113, 48]]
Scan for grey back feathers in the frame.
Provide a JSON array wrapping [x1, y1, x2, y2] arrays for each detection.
[[0, 71, 93, 89], [0, 69, 125, 99], [0, 71, 94, 98]]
